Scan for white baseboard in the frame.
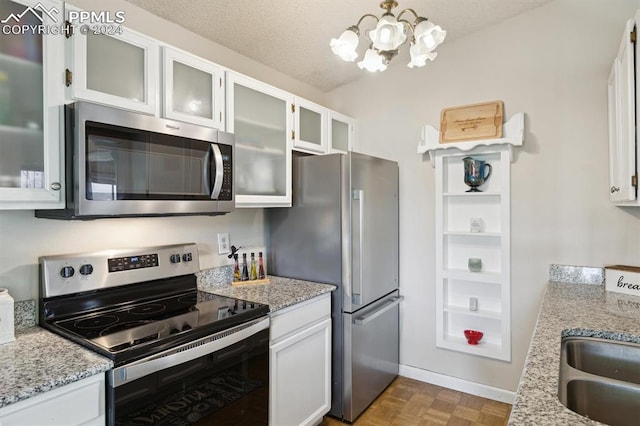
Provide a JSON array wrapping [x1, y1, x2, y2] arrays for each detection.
[[399, 364, 516, 404]]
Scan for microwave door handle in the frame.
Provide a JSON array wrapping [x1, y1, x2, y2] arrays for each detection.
[[203, 145, 212, 195], [210, 144, 224, 199]]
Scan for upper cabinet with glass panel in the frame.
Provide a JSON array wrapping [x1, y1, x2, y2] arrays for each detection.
[[162, 47, 225, 129], [0, 0, 65, 209], [293, 98, 327, 154], [328, 110, 355, 153], [65, 5, 158, 115]]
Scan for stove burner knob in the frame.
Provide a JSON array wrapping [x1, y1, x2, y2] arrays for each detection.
[[169, 254, 181, 264], [79, 264, 93, 276], [182, 324, 192, 332], [60, 266, 75, 279], [170, 328, 180, 335], [250, 303, 255, 309], [182, 253, 192, 262], [242, 301, 247, 310]]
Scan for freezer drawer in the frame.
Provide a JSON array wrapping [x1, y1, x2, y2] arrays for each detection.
[[343, 291, 402, 422]]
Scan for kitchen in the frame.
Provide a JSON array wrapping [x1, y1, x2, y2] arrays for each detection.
[[1, 0, 640, 425]]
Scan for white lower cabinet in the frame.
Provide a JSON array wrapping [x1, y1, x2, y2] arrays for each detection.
[[270, 294, 331, 426], [0, 373, 105, 426]]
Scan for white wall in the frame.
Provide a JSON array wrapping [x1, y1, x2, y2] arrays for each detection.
[[0, 0, 326, 302], [327, 0, 640, 392]]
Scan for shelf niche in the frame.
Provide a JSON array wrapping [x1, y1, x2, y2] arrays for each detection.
[[432, 140, 517, 362]]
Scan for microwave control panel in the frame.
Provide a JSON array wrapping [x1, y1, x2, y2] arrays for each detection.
[[218, 144, 233, 201]]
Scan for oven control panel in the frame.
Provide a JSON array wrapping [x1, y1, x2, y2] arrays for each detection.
[[40, 243, 199, 298], [108, 254, 159, 272]]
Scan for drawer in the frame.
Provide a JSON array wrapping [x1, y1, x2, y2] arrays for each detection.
[[270, 294, 330, 343]]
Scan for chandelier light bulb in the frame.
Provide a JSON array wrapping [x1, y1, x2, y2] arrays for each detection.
[[330, 28, 360, 62], [369, 15, 407, 51], [414, 20, 446, 51], [407, 42, 437, 68], [357, 48, 387, 72]]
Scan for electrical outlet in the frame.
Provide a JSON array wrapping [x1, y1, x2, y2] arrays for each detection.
[[217, 232, 230, 255]]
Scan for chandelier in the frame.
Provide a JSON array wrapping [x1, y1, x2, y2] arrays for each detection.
[[330, 0, 446, 72]]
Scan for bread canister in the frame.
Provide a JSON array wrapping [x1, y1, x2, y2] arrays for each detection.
[[0, 288, 15, 344]]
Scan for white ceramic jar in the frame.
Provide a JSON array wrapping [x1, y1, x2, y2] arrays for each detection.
[[0, 288, 15, 344]]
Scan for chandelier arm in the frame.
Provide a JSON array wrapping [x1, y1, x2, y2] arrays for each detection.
[[355, 13, 379, 28], [397, 8, 419, 22], [397, 18, 416, 37]]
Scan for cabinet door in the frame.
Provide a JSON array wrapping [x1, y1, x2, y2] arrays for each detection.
[[270, 318, 331, 426], [608, 19, 636, 203], [226, 72, 292, 207], [293, 98, 327, 154], [328, 110, 355, 153], [0, 0, 64, 209], [66, 6, 158, 115], [162, 47, 224, 129], [0, 373, 105, 425]]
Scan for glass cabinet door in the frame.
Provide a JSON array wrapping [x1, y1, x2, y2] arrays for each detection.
[[66, 5, 158, 115], [0, 0, 64, 208], [293, 98, 327, 154], [226, 72, 292, 207], [162, 47, 224, 129], [329, 111, 355, 153]]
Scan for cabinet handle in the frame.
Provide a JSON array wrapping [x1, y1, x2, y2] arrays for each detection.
[[610, 186, 620, 193], [50, 182, 61, 191]]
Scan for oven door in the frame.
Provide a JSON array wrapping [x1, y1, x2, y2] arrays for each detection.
[[107, 316, 269, 426], [75, 101, 234, 217]]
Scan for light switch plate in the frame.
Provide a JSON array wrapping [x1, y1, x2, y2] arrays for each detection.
[[217, 232, 230, 255]]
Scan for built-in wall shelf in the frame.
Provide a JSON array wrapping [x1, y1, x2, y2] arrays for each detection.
[[418, 113, 524, 165], [434, 143, 517, 362]]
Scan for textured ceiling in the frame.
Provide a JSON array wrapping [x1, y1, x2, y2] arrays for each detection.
[[125, 0, 554, 92]]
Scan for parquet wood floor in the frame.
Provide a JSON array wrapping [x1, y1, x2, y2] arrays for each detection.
[[321, 376, 511, 426]]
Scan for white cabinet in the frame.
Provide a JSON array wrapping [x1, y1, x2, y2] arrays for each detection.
[[292, 103, 355, 154], [328, 111, 355, 153], [293, 98, 327, 154], [226, 71, 293, 207], [0, 373, 105, 425], [270, 294, 331, 426], [0, 0, 65, 209], [608, 17, 638, 204], [162, 47, 225, 128], [420, 114, 524, 362], [66, 6, 159, 115]]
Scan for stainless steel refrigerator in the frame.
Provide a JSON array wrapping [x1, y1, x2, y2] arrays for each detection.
[[267, 152, 402, 422]]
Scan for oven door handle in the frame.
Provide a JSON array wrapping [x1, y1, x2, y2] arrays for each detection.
[[110, 316, 269, 388]]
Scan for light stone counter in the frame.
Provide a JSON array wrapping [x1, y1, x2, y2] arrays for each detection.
[[0, 326, 113, 409], [198, 271, 336, 312], [509, 281, 640, 424]]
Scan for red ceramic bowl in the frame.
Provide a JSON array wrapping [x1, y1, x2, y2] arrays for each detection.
[[464, 329, 483, 345]]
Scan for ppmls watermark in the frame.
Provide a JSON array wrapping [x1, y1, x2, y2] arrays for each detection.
[[1, 2, 125, 36]]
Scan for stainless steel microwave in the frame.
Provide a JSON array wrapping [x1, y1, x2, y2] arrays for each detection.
[[36, 102, 234, 219]]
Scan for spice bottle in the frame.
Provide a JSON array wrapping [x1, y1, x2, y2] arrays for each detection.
[[258, 252, 266, 280], [250, 253, 258, 280], [241, 253, 249, 281]]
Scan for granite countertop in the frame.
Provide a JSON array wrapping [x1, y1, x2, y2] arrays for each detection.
[[200, 274, 336, 312], [509, 282, 640, 424], [0, 326, 113, 409], [0, 273, 332, 411]]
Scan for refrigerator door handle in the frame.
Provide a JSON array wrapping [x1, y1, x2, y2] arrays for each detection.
[[352, 189, 364, 305], [354, 296, 404, 326]]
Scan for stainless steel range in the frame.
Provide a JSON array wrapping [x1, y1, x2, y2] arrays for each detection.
[[39, 243, 270, 426]]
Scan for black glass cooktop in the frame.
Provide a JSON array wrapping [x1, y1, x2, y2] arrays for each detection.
[[41, 277, 269, 365]]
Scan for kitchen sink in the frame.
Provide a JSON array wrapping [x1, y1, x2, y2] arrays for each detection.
[[558, 336, 640, 425], [563, 336, 640, 384]]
